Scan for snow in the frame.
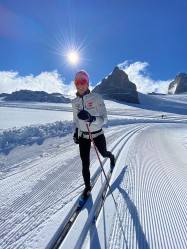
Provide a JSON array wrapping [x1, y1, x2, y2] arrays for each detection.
[[0, 93, 187, 249], [0, 101, 72, 129], [0, 106, 73, 129]]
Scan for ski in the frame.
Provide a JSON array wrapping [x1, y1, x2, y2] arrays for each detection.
[[51, 192, 90, 249], [51, 156, 115, 249], [51, 167, 101, 249], [92, 150, 120, 224]]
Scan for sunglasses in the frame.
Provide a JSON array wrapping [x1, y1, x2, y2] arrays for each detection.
[[74, 80, 88, 86]]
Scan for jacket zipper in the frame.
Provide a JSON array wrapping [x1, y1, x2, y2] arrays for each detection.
[[81, 96, 85, 110]]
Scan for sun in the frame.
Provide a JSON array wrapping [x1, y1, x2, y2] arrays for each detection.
[[52, 29, 90, 69], [67, 52, 79, 65]]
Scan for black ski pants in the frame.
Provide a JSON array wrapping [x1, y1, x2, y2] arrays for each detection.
[[79, 134, 112, 188]]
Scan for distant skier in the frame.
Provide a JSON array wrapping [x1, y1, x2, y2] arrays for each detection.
[[72, 70, 115, 197]]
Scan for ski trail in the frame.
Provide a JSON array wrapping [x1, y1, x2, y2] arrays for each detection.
[[107, 125, 186, 249]]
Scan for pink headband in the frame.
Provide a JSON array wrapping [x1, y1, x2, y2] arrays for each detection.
[[75, 70, 89, 84]]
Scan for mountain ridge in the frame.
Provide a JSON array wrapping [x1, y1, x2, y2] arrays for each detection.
[[0, 90, 71, 103]]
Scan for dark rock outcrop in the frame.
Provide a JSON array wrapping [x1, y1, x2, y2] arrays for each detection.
[[168, 73, 187, 94], [92, 67, 139, 103]]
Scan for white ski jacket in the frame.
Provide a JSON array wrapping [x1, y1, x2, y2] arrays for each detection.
[[71, 91, 108, 139]]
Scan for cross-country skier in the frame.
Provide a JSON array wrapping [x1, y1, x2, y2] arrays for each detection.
[[72, 70, 115, 197]]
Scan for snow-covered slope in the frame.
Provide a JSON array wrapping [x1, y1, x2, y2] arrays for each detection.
[[0, 93, 186, 249]]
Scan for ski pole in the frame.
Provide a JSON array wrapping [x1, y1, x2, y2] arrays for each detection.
[[85, 122, 116, 204], [85, 122, 127, 242]]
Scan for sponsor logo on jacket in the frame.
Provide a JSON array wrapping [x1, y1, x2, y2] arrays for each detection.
[[86, 102, 95, 109], [75, 103, 82, 110]]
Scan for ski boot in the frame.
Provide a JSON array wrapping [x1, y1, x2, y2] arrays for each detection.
[[79, 185, 91, 207], [110, 154, 115, 171]]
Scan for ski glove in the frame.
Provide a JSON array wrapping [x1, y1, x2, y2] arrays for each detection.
[[77, 110, 96, 123], [73, 128, 79, 144]]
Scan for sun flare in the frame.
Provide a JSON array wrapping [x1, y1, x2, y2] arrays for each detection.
[[53, 29, 89, 69], [67, 52, 79, 65]]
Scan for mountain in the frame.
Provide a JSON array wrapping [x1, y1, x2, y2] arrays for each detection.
[[168, 73, 187, 94], [0, 90, 71, 103], [92, 66, 139, 104]]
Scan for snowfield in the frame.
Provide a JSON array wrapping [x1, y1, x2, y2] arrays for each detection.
[[0, 93, 187, 249]]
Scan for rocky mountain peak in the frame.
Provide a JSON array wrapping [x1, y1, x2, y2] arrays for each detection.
[[92, 66, 139, 103], [168, 73, 187, 94]]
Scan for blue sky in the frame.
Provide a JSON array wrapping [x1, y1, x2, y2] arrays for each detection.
[[0, 0, 186, 94]]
